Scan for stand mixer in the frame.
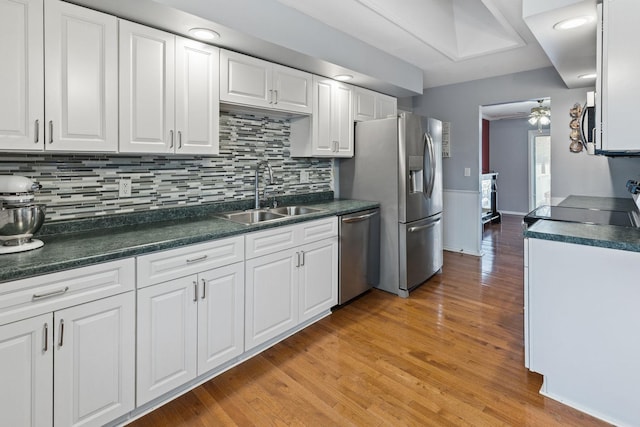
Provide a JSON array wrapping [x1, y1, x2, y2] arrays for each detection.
[[0, 175, 46, 254]]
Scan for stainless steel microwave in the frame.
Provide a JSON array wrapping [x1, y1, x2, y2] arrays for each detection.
[[579, 91, 596, 154]]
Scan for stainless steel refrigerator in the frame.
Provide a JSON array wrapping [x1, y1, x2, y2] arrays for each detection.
[[340, 112, 443, 297]]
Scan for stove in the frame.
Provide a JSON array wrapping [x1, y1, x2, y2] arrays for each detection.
[[523, 205, 637, 229]]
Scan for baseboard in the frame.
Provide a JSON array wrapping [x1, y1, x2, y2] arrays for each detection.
[[444, 246, 483, 257], [498, 210, 528, 216]]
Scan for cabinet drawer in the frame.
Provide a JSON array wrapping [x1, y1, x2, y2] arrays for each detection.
[[245, 225, 298, 260], [137, 236, 244, 288], [0, 258, 135, 326], [299, 217, 338, 244]]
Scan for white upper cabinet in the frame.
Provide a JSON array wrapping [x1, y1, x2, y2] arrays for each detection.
[[0, 0, 43, 151], [354, 86, 397, 121], [311, 76, 354, 157], [220, 50, 312, 114], [119, 21, 175, 154], [597, 0, 640, 152], [120, 22, 220, 155], [175, 38, 220, 155], [44, 0, 118, 152]]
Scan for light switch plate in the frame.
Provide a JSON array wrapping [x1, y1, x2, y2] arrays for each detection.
[[300, 170, 310, 183], [464, 168, 471, 177]]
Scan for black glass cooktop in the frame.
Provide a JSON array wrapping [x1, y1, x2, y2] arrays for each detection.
[[524, 205, 636, 228]]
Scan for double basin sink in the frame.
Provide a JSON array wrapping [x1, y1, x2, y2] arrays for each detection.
[[217, 206, 326, 225]]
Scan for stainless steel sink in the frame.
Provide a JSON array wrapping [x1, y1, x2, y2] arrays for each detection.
[[216, 205, 326, 225], [269, 206, 324, 216], [218, 210, 287, 225]]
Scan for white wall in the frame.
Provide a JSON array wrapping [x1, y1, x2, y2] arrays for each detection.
[[413, 67, 640, 254]]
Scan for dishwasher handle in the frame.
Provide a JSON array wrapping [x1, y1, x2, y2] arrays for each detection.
[[342, 211, 378, 223]]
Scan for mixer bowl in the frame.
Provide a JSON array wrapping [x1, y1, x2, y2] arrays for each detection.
[[0, 204, 46, 244]]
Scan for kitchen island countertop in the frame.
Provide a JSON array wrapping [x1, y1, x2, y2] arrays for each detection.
[[0, 198, 378, 284]]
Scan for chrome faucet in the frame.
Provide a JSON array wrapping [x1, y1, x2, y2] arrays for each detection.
[[254, 160, 274, 209]]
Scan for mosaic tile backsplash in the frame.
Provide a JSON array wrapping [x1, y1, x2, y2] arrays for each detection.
[[0, 112, 334, 221]]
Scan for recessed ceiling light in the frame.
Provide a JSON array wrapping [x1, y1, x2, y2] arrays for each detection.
[[553, 16, 595, 30], [188, 28, 220, 41], [333, 74, 353, 82], [578, 73, 597, 80]]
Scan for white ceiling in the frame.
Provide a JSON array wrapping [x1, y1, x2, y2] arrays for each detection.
[[68, 0, 597, 94], [274, 0, 596, 89]]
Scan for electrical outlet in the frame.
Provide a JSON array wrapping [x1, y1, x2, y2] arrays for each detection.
[[118, 179, 132, 198], [300, 170, 310, 183], [464, 167, 471, 177]]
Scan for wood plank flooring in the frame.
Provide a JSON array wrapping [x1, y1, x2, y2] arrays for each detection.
[[130, 215, 609, 426]]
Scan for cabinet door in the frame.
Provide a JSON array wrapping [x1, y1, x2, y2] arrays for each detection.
[[137, 277, 198, 406], [299, 238, 338, 323], [119, 20, 175, 154], [376, 93, 397, 119], [220, 50, 272, 109], [0, 313, 52, 427], [44, 1, 117, 152], [54, 292, 134, 427], [0, 0, 43, 151], [312, 77, 336, 156], [197, 263, 244, 374], [600, 0, 640, 151], [334, 82, 354, 157], [272, 65, 312, 114], [354, 87, 376, 121], [175, 37, 220, 155], [245, 249, 298, 350]]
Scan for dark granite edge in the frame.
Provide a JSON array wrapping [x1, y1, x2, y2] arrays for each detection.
[[38, 191, 334, 236], [525, 229, 640, 252]]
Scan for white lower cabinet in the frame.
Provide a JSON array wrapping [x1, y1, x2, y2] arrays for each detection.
[[245, 217, 338, 350], [0, 313, 52, 427], [298, 237, 338, 323], [54, 293, 135, 427], [0, 292, 135, 427], [245, 248, 299, 349], [136, 262, 244, 406]]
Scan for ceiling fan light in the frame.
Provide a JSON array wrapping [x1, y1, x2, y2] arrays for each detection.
[[539, 116, 551, 126], [528, 117, 538, 126]]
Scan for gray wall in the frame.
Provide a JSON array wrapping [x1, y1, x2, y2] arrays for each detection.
[[488, 118, 531, 213], [413, 66, 640, 199]]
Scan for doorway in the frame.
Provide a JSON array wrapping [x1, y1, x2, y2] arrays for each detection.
[[528, 130, 551, 210]]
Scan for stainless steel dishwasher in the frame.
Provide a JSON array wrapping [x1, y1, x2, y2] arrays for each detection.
[[338, 207, 380, 304]]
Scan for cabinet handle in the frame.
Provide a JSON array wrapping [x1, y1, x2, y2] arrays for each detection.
[[34, 120, 39, 144], [58, 319, 64, 347], [48, 121, 53, 144], [295, 252, 300, 268], [193, 281, 198, 302], [43, 323, 49, 352], [178, 131, 182, 149], [186, 254, 208, 264], [274, 90, 278, 104], [300, 250, 305, 266], [333, 141, 338, 152], [170, 130, 174, 148], [33, 286, 69, 301], [269, 89, 273, 104], [201, 278, 206, 300]]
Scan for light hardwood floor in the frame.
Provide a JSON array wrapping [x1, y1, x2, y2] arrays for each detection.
[[130, 215, 609, 426]]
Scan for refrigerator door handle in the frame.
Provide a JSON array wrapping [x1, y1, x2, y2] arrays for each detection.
[[423, 132, 436, 198], [422, 133, 430, 197], [408, 221, 439, 233]]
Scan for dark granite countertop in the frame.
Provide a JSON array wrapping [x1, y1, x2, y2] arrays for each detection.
[[558, 195, 637, 212], [525, 220, 640, 252], [0, 198, 379, 284]]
